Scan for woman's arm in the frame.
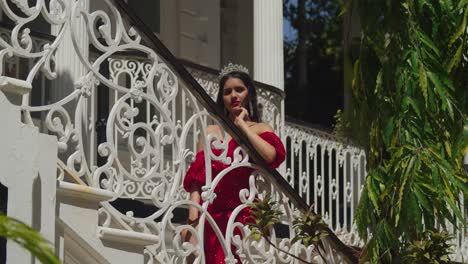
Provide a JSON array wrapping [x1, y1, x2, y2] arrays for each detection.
[[183, 125, 221, 243], [183, 182, 201, 246], [234, 108, 278, 163], [188, 183, 201, 220]]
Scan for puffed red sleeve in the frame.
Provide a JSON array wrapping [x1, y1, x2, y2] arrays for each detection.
[[258, 131, 286, 169], [183, 151, 206, 192]]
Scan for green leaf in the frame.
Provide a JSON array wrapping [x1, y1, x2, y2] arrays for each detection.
[[338, 0, 353, 16], [446, 42, 464, 73], [0, 213, 61, 264], [413, 186, 433, 213], [405, 97, 422, 118], [367, 175, 381, 216], [419, 61, 428, 106], [438, 172, 463, 221], [395, 156, 414, 226], [445, 97, 455, 120], [444, 141, 452, 158], [448, 6, 467, 48], [427, 71, 445, 97], [383, 117, 395, 147], [374, 70, 383, 95], [456, 0, 468, 9], [451, 175, 468, 195], [444, 196, 465, 224], [416, 30, 441, 58]]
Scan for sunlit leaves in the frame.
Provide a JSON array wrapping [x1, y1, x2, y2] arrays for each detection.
[[347, 0, 468, 263], [0, 213, 60, 264], [402, 230, 454, 264], [247, 194, 282, 241], [248, 196, 331, 263], [291, 206, 329, 247]]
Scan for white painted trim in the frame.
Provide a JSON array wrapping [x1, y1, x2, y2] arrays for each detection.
[[97, 227, 160, 246], [57, 182, 114, 202], [0, 76, 32, 95], [56, 218, 111, 264]]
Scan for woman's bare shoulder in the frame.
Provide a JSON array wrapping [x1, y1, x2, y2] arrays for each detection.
[[204, 125, 223, 137], [205, 124, 221, 133], [250, 122, 274, 134], [204, 123, 274, 136]]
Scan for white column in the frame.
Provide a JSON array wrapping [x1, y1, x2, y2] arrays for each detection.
[[51, 0, 89, 102], [253, 0, 284, 90]]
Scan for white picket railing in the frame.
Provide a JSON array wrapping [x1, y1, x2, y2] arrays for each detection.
[[282, 121, 366, 247]]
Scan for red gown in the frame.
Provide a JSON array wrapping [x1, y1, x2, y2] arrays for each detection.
[[183, 131, 286, 264]]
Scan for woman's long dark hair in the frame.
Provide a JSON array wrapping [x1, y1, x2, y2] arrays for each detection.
[[217, 71, 261, 122]]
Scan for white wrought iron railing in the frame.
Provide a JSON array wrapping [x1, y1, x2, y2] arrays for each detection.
[[175, 60, 367, 248], [0, 0, 356, 263], [282, 120, 366, 248], [151, 53, 468, 262]]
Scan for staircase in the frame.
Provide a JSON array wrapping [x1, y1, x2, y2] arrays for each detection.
[[0, 0, 359, 263], [2, 0, 464, 263]]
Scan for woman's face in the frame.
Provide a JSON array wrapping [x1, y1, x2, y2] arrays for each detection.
[[222, 77, 249, 115]]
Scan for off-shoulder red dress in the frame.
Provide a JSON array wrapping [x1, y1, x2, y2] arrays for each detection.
[[183, 131, 286, 264]]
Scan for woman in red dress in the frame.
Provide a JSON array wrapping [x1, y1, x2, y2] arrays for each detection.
[[182, 65, 286, 264]]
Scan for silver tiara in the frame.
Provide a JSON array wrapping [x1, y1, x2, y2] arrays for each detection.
[[219, 62, 249, 79]]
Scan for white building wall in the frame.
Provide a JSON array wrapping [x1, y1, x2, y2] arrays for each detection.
[[0, 92, 57, 264], [160, 0, 221, 69], [56, 199, 144, 264], [220, 0, 254, 73]]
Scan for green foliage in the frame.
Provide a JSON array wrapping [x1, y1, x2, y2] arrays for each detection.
[[291, 206, 329, 247], [333, 109, 352, 137], [402, 230, 454, 264], [247, 194, 282, 241], [343, 0, 468, 263], [248, 196, 335, 263], [0, 213, 60, 264]]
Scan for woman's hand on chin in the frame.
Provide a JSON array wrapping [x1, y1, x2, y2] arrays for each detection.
[[233, 107, 250, 129]]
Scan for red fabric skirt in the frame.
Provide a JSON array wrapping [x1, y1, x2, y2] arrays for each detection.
[[204, 208, 251, 264]]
